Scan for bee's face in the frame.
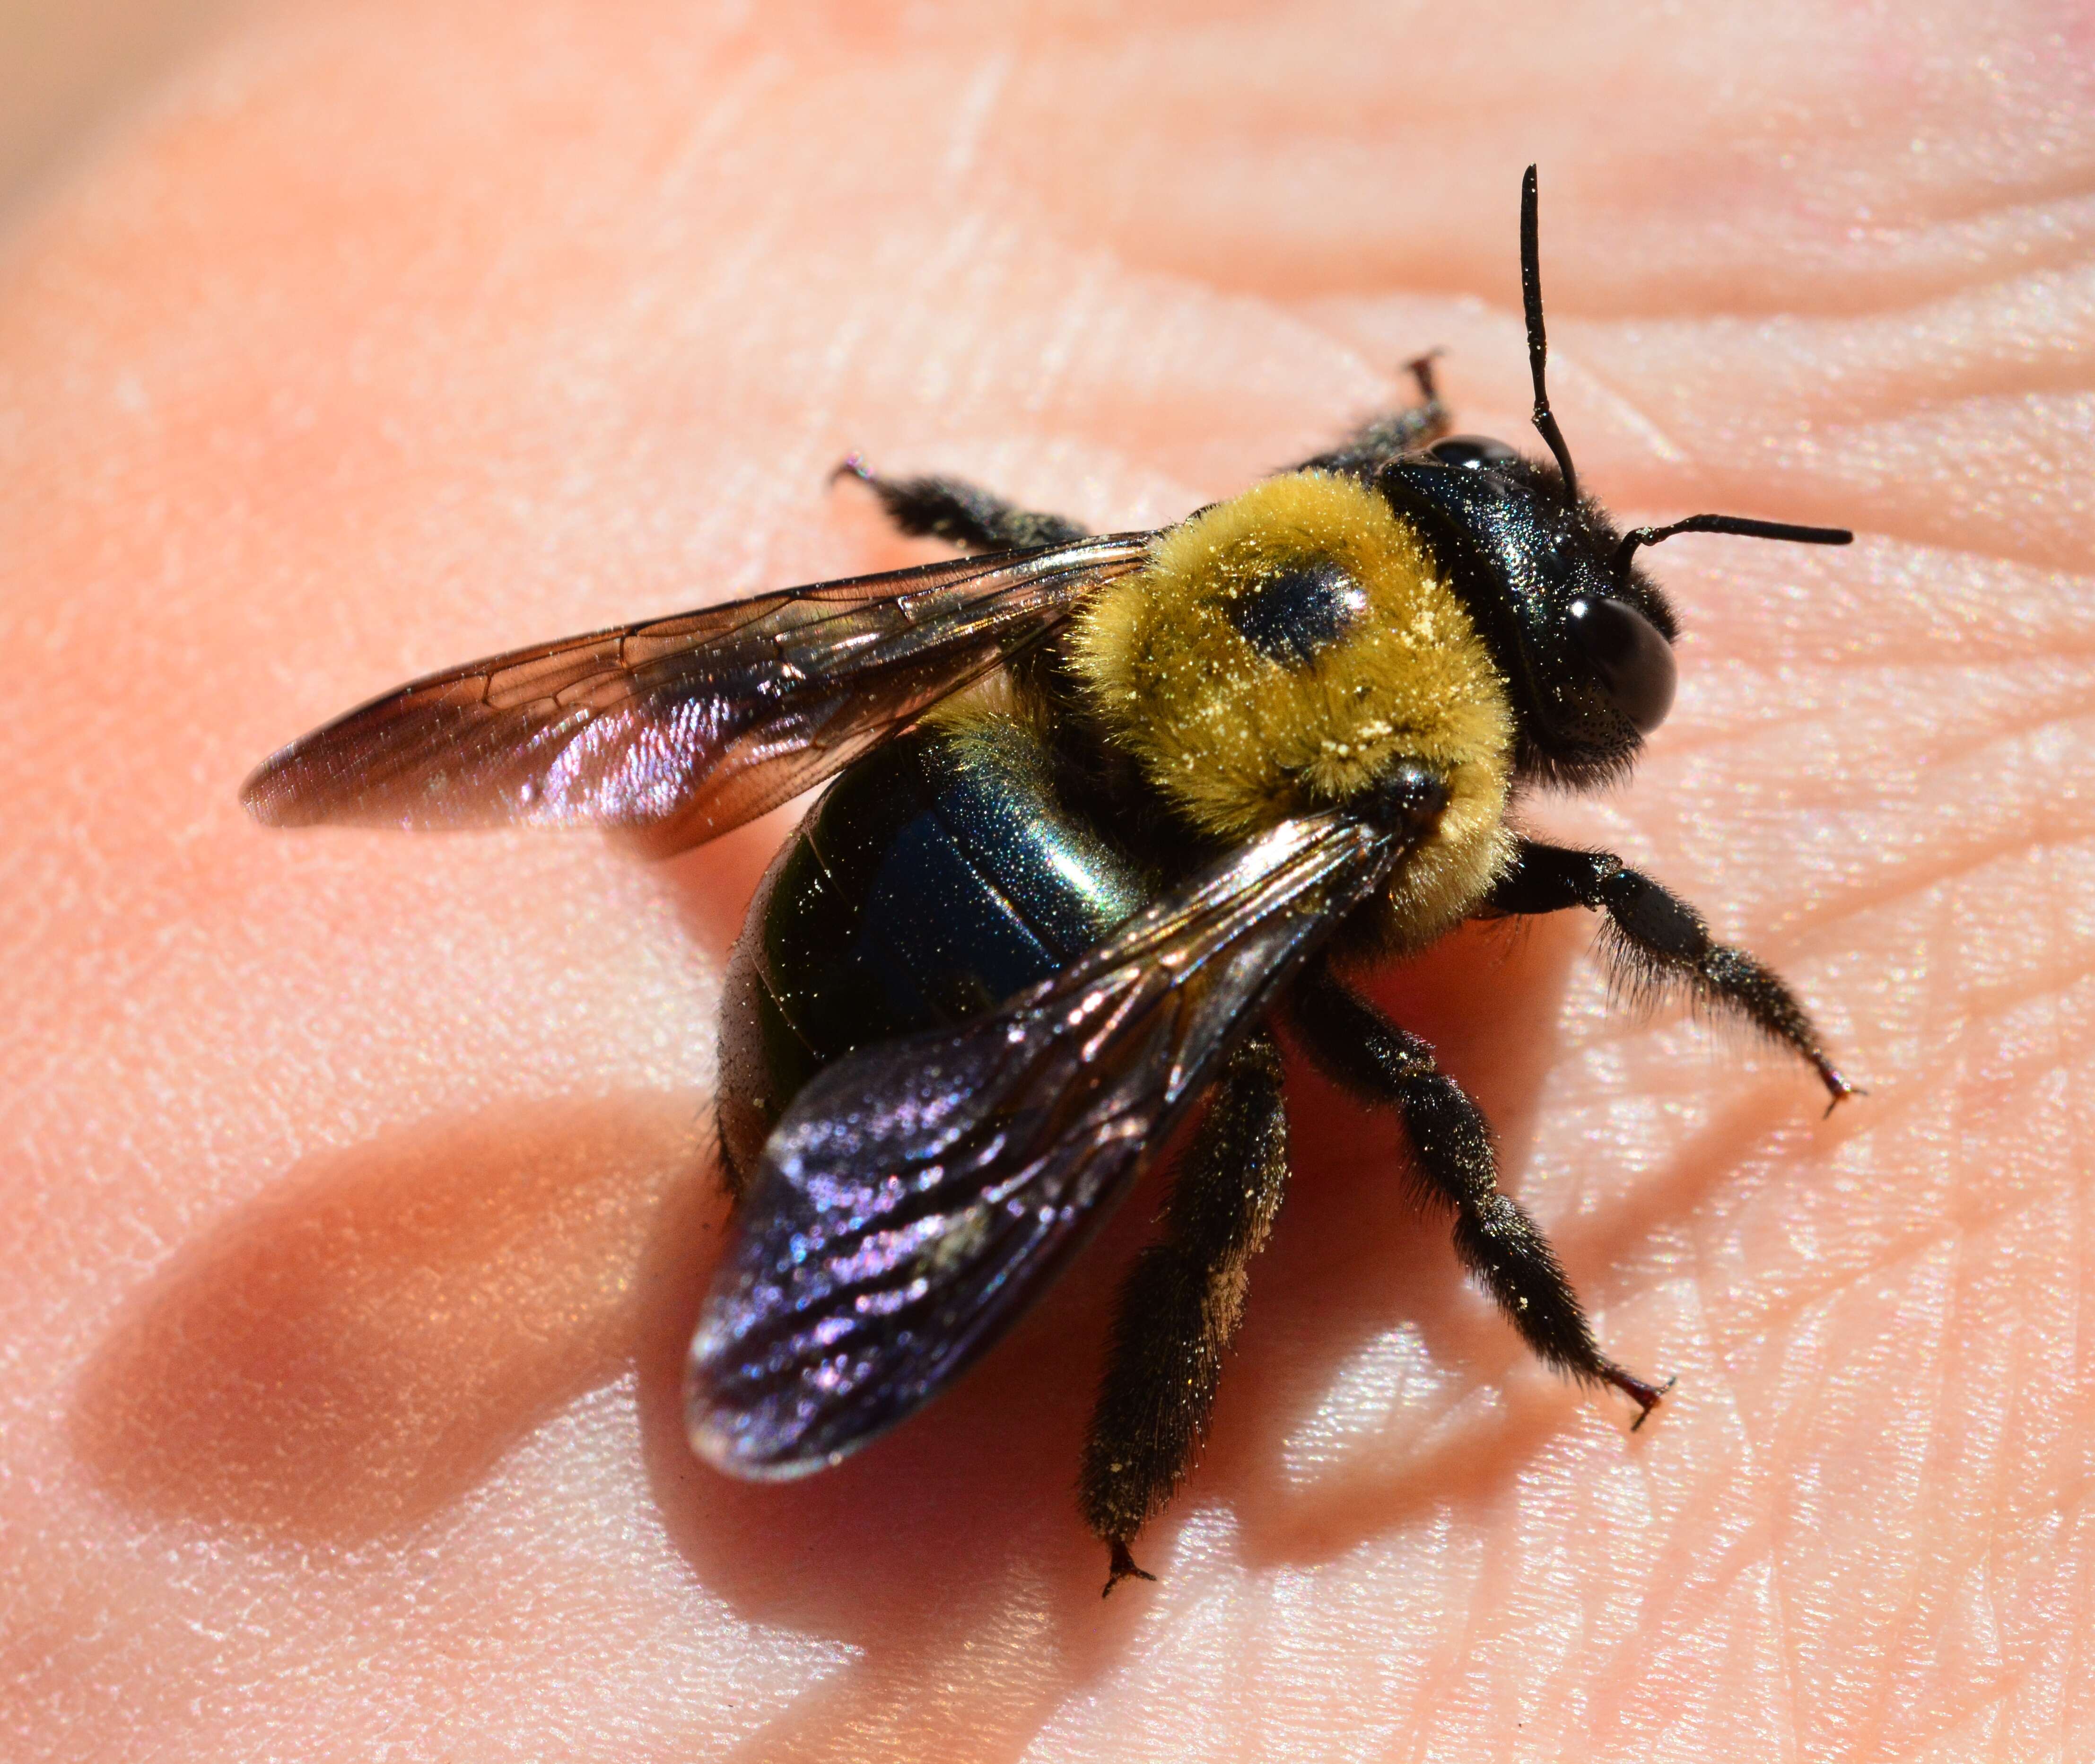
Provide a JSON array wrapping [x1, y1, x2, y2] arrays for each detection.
[[1374, 440, 1684, 783], [1379, 440, 1680, 787]]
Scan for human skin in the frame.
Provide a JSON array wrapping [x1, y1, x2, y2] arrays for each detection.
[[4, 2, 2092, 1759]]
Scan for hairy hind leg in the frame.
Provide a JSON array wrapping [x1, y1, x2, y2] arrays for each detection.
[[1079, 1029, 1290, 1595], [1287, 957, 1668, 1419], [831, 456, 1089, 552]]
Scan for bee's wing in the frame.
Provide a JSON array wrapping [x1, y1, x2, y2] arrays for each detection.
[[687, 808, 1417, 1478], [241, 533, 1156, 854]]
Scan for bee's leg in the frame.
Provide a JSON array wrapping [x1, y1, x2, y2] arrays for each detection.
[[1079, 1028, 1290, 1597], [1482, 838, 1855, 1110], [1292, 353, 1451, 475], [829, 457, 1089, 552], [1287, 957, 1669, 1421]]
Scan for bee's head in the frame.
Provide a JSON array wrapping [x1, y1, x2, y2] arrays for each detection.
[[1377, 167, 1851, 791], [1377, 443, 1677, 787]]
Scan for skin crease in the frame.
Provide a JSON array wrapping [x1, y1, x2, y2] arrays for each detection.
[[2, 0, 2093, 1758]]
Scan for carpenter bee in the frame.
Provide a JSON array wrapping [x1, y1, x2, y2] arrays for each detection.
[[244, 168, 1855, 1595]]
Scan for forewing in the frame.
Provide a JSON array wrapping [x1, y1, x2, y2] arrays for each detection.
[[687, 810, 1414, 1478], [241, 534, 1155, 852]]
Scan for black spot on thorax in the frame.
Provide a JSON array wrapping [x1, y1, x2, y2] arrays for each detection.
[[1227, 560, 1367, 668]]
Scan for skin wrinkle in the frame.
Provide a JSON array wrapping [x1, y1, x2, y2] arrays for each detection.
[[1888, 1254, 1974, 1751], [1672, 683, 2095, 785], [1865, 1229, 1963, 1752], [1749, 1181, 2077, 1394], [2065, 974, 2095, 1746], [1952, 1264, 2036, 1733], [1646, 812, 2095, 952], [986, 36, 2088, 318], [1583, 265, 2095, 418], [1631, 1284, 1763, 1616], [1634, 1060, 2044, 1734], [4, 2, 2093, 1760], [2070, 1180, 2095, 1756]]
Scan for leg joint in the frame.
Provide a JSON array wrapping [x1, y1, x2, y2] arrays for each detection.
[[1485, 841, 1619, 917], [1287, 962, 1435, 1101]]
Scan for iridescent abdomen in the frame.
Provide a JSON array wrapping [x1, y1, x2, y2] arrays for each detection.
[[716, 715, 1151, 1186]]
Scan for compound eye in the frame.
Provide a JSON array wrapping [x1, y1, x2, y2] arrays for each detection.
[[1570, 597, 1676, 734], [1429, 434, 1521, 471]]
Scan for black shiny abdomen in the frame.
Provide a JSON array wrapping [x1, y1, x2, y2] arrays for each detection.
[[716, 716, 1150, 1183]]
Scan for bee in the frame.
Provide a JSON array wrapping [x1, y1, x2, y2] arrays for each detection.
[[244, 168, 1855, 1595]]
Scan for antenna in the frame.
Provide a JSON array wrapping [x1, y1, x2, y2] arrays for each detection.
[[1520, 165, 1580, 503], [1613, 513, 1854, 576], [1519, 168, 1854, 576]]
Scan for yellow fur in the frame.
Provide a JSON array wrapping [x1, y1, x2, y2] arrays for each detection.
[[921, 668, 1034, 738], [1070, 472, 1515, 950]]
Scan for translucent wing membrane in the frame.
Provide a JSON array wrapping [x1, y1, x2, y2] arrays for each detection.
[[687, 810, 1416, 1478], [241, 534, 1157, 853]]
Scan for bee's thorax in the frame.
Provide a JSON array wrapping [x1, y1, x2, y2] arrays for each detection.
[[1069, 470, 1517, 947]]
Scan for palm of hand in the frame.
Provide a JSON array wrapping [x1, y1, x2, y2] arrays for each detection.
[[6, 6, 2087, 1760]]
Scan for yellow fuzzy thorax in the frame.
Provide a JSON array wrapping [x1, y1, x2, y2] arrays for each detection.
[[1070, 471, 1517, 950]]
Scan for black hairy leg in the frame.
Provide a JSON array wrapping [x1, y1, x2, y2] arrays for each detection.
[[1286, 958, 1669, 1422], [830, 456, 1090, 553], [1079, 1029, 1290, 1597], [1484, 838, 1855, 1110], [1292, 354, 1451, 476]]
